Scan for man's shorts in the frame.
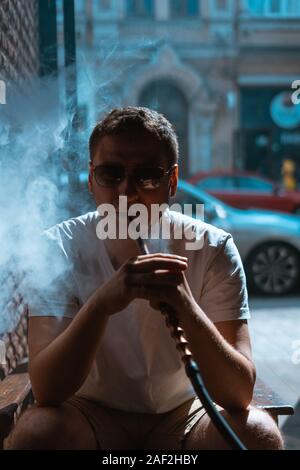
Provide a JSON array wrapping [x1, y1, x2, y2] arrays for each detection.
[[66, 395, 207, 450]]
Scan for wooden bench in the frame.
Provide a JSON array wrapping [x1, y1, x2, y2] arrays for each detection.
[[0, 290, 294, 449], [0, 369, 294, 450], [252, 378, 294, 425]]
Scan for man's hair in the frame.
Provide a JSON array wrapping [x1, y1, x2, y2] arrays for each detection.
[[89, 106, 179, 166]]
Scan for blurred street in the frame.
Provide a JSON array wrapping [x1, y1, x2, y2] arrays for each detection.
[[248, 295, 300, 449]]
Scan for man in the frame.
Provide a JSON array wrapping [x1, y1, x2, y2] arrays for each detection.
[[5, 107, 283, 450]]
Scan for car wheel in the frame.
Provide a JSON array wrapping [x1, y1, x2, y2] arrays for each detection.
[[246, 242, 300, 295]]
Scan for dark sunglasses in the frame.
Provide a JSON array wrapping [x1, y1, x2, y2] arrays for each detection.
[[90, 163, 176, 190]]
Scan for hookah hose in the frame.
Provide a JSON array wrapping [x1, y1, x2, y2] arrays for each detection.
[[136, 236, 247, 451]]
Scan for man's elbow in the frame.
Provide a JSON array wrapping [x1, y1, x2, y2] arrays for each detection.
[[31, 383, 67, 407], [29, 370, 67, 407], [35, 396, 64, 407], [231, 390, 253, 411], [233, 362, 256, 410], [219, 364, 256, 412], [218, 392, 253, 412]]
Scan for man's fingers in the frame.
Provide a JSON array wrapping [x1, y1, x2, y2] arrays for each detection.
[[127, 271, 183, 287], [130, 253, 187, 263], [126, 255, 188, 273], [132, 285, 175, 307]]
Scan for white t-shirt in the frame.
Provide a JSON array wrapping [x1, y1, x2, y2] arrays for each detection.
[[27, 210, 250, 413]]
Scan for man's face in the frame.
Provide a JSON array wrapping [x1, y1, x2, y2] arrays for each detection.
[[88, 132, 178, 220]]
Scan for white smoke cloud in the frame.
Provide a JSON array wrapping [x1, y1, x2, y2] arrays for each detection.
[[0, 35, 164, 335], [0, 76, 72, 334]]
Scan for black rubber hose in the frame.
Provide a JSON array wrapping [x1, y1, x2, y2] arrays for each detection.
[[136, 236, 247, 450]]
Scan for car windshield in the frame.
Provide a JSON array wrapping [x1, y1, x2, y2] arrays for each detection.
[[175, 180, 230, 220], [177, 180, 231, 205], [236, 176, 273, 193], [198, 175, 236, 191]]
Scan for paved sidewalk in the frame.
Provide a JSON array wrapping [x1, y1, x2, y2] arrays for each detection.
[[248, 295, 300, 450]]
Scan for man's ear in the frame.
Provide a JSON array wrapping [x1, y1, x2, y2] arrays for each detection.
[[169, 164, 178, 197], [88, 161, 93, 194]]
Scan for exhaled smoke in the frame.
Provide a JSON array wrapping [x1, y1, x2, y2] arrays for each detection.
[[0, 75, 70, 334], [0, 36, 164, 335]]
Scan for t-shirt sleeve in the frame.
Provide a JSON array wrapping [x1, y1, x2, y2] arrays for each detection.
[[25, 229, 80, 319], [198, 234, 250, 323]]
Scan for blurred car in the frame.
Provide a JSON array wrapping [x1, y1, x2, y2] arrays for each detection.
[[59, 171, 300, 295], [175, 180, 300, 296], [188, 171, 300, 215]]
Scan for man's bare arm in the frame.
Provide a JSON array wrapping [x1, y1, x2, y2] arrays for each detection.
[[28, 254, 188, 406], [28, 289, 110, 406], [179, 309, 256, 411]]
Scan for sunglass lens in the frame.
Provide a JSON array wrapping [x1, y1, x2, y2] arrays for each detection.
[[134, 168, 165, 189], [94, 165, 124, 187]]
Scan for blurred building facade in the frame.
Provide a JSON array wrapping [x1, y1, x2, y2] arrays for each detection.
[[70, 0, 300, 181], [0, 0, 39, 87]]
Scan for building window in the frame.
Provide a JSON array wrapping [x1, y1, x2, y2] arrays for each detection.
[[170, 0, 200, 18], [210, 0, 233, 17], [244, 0, 300, 17], [99, 0, 111, 10], [139, 80, 189, 176], [126, 0, 154, 17]]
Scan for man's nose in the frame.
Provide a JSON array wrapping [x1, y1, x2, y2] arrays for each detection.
[[118, 174, 139, 202]]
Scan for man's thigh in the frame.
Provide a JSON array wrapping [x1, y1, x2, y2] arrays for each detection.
[[5, 399, 98, 449], [65, 395, 146, 450], [183, 404, 283, 450], [66, 396, 206, 450]]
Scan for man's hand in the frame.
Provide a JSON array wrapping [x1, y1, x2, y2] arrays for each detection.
[[97, 253, 190, 315]]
